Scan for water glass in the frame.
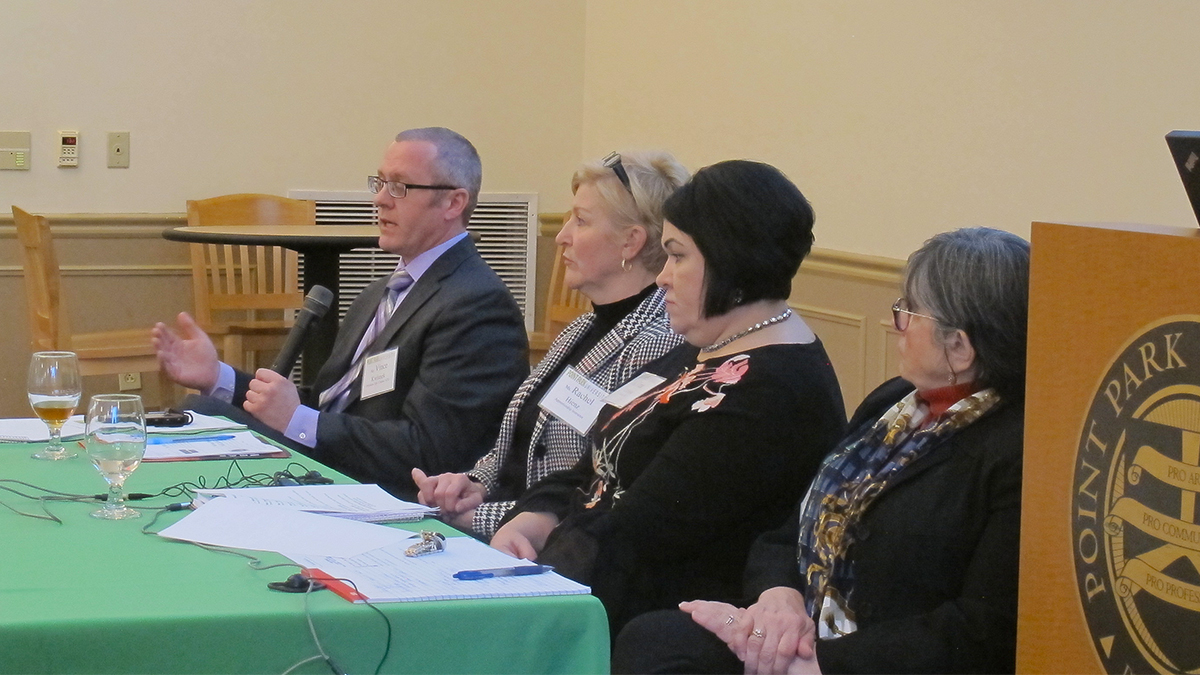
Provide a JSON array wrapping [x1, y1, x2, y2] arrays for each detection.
[[85, 394, 147, 520]]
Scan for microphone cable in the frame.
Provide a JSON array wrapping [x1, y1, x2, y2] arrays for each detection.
[[1, 458, 327, 525], [280, 575, 392, 675]]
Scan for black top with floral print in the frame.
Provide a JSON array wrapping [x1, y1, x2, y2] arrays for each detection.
[[509, 341, 846, 634]]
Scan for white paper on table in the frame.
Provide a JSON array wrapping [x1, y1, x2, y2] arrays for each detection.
[[194, 484, 436, 520], [142, 430, 283, 460], [0, 416, 85, 443], [157, 498, 413, 557], [0, 411, 246, 443], [286, 535, 590, 603]]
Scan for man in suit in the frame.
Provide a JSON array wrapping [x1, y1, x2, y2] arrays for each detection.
[[152, 127, 528, 498]]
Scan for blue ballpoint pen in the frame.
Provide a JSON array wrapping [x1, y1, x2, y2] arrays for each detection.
[[453, 565, 554, 581], [147, 434, 237, 445]]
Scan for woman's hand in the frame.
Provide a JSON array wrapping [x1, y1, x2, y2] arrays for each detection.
[[735, 587, 813, 673], [444, 507, 477, 531], [784, 650, 821, 675], [411, 469, 485, 532], [683, 586, 813, 674], [489, 511, 559, 560], [680, 599, 745, 642], [411, 469, 486, 513]]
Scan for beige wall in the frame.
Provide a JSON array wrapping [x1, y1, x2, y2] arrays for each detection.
[[1, 0, 587, 213], [581, 1, 1200, 256], [1, 0, 587, 416]]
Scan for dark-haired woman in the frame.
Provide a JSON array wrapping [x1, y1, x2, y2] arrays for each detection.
[[491, 160, 847, 636], [613, 227, 1030, 674]]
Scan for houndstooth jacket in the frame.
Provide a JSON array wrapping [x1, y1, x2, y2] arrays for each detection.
[[468, 287, 683, 538]]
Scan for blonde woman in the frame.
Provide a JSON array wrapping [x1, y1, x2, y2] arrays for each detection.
[[414, 151, 689, 539]]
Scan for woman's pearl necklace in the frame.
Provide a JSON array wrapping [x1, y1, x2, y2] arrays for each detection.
[[701, 308, 793, 354]]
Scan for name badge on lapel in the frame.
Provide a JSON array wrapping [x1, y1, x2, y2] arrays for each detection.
[[538, 366, 610, 435], [604, 372, 667, 409], [361, 348, 398, 400]]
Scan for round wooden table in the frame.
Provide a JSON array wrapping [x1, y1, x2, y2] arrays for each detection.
[[162, 225, 382, 384]]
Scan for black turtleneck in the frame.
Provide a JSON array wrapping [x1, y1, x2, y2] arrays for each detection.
[[494, 284, 658, 500]]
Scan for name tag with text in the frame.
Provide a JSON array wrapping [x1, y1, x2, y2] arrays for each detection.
[[538, 366, 610, 435], [361, 348, 398, 400], [604, 372, 667, 409]]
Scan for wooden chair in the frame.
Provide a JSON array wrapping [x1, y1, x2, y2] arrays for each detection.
[[12, 206, 161, 379], [186, 194, 315, 370], [527, 239, 591, 364]]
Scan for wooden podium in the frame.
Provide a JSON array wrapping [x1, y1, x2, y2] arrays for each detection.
[[1019, 220, 1200, 674]]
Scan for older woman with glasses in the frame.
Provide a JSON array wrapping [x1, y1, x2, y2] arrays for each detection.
[[411, 151, 688, 539], [490, 160, 847, 637], [614, 227, 1030, 674]]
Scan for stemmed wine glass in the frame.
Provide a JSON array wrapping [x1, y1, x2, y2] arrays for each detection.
[[27, 351, 82, 461], [85, 394, 147, 520]]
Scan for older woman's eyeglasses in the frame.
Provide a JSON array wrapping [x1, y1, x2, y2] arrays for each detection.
[[602, 152, 634, 195], [367, 176, 458, 199], [891, 298, 941, 332]]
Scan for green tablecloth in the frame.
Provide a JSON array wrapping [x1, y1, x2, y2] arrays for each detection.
[[0, 444, 609, 674]]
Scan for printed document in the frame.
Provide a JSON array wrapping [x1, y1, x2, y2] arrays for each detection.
[[288, 535, 590, 603], [157, 497, 412, 557], [194, 484, 436, 522]]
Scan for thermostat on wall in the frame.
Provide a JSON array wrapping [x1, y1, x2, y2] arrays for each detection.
[[0, 131, 31, 170], [58, 130, 79, 167]]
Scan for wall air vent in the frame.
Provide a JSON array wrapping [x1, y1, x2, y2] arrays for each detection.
[[288, 190, 538, 331]]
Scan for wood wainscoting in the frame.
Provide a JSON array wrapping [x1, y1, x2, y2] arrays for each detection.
[[790, 249, 905, 415], [0, 211, 904, 419]]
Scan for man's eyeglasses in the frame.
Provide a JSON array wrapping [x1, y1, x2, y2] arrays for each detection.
[[367, 176, 458, 199], [602, 152, 634, 196], [891, 298, 942, 332]]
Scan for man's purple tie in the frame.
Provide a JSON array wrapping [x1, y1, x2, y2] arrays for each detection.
[[317, 266, 414, 412]]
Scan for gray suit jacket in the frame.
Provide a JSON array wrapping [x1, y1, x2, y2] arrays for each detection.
[[237, 237, 528, 499]]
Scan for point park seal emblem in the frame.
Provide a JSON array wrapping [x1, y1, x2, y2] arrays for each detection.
[[1073, 317, 1200, 674]]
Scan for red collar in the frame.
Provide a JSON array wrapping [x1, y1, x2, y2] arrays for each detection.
[[916, 382, 980, 418]]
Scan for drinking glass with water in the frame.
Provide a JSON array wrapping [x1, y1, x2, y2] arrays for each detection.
[[85, 394, 147, 520]]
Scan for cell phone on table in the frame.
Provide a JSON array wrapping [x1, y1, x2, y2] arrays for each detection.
[[145, 410, 192, 427]]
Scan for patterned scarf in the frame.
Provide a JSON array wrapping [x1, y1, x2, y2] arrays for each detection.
[[795, 387, 1002, 624]]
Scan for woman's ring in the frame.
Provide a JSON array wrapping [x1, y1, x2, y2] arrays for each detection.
[[725, 615, 736, 626], [751, 629, 765, 638]]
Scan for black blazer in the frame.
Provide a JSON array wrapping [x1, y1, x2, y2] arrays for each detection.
[[743, 377, 1023, 674], [235, 237, 528, 499]]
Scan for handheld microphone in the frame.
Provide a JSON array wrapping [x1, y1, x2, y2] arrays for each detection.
[[270, 285, 335, 375]]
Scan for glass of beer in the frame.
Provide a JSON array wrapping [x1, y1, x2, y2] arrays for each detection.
[[85, 394, 146, 520], [27, 351, 82, 460]]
